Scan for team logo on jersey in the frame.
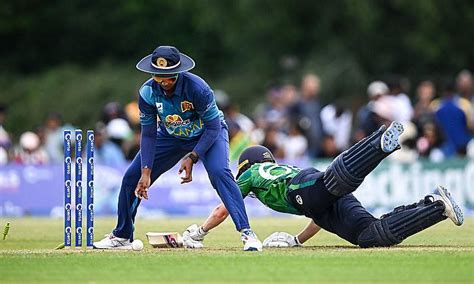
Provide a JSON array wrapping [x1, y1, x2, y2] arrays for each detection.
[[295, 195, 303, 205], [156, 102, 163, 113], [181, 101, 194, 112], [258, 164, 292, 180], [165, 114, 191, 128]]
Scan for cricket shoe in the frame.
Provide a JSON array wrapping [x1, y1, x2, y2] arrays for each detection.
[[433, 185, 464, 226], [381, 121, 404, 153], [241, 229, 263, 252], [93, 233, 133, 250]]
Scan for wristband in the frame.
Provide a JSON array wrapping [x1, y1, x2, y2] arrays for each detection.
[[294, 236, 302, 246], [184, 152, 199, 164], [197, 226, 208, 237]]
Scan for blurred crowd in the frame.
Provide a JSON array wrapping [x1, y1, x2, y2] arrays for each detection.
[[0, 101, 140, 167], [1, 69, 473, 166]]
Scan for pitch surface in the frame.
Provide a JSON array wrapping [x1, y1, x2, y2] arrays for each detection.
[[1, 217, 472, 283]]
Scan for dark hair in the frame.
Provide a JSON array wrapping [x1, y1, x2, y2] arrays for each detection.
[[441, 79, 455, 93]]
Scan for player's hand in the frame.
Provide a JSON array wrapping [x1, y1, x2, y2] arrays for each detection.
[[182, 224, 207, 249], [263, 232, 301, 248], [135, 171, 151, 200], [178, 157, 194, 184]]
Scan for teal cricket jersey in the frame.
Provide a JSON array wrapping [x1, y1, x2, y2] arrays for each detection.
[[237, 162, 303, 215], [138, 72, 224, 139]]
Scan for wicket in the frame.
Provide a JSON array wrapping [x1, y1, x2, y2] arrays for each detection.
[[64, 130, 94, 249]]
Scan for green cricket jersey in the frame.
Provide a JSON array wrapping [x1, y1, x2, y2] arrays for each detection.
[[237, 162, 303, 215]]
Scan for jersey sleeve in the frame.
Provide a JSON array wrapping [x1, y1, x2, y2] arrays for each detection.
[[237, 169, 252, 198], [193, 87, 220, 122], [138, 86, 157, 126]]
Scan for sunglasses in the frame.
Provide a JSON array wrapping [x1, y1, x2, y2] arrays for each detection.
[[152, 74, 178, 84], [152, 73, 178, 78]]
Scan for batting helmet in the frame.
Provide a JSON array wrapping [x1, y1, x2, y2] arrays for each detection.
[[237, 145, 276, 179]]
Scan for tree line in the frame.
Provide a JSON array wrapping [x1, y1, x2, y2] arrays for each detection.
[[1, 0, 473, 134]]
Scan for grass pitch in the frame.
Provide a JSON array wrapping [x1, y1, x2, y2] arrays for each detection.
[[0, 217, 473, 283]]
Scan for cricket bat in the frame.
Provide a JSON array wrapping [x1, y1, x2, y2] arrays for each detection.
[[146, 232, 183, 248]]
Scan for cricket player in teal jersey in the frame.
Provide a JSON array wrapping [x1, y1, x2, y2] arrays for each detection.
[[93, 45, 261, 251], [183, 122, 463, 248]]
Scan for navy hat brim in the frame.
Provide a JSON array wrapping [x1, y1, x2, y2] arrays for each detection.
[[136, 52, 195, 75]]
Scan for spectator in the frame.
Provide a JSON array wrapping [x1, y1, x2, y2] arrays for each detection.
[[321, 103, 352, 152], [387, 76, 414, 123], [281, 122, 308, 160], [416, 121, 445, 161], [123, 126, 141, 161], [101, 101, 128, 125], [288, 73, 324, 157], [370, 97, 394, 128], [413, 80, 436, 130], [390, 121, 419, 163], [13, 131, 49, 165], [431, 80, 472, 157], [0, 104, 11, 164], [280, 83, 299, 112], [214, 90, 255, 160], [354, 81, 390, 142], [227, 120, 253, 162], [456, 70, 474, 126], [106, 117, 133, 149], [0, 147, 6, 165], [254, 84, 287, 130], [456, 69, 473, 100], [93, 127, 127, 167], [216, 90, 256, 134], [262, 126, 284, 159], [43, 112, 69, 164], [125, 95, 141, 128], [319, 135, 340, 158]]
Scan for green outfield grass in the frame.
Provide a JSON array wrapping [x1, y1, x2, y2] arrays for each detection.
[[0, 217, 473, 283]]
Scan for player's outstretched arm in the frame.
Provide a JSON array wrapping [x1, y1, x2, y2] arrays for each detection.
[[183, 203, 229, 248], [263, 220, 321, 247], [296, 220, 321, 244]]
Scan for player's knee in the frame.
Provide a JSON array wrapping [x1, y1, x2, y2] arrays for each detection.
[[323, 154, 364, 196], [357, 219, 402, 248]]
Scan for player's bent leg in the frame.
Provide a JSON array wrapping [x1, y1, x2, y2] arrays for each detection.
[[99, 138, 187, 248], [109, 154, 143, 242], [356, 187, 463, 248], [309, 194, 378, 245], [94, 157, 141, 249], [323, 122, 403, 196], [206, 167, 262, 251], [201, 127, 262, 251], [202, 128, 250, 231]]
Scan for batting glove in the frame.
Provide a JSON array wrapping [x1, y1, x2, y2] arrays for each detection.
[[182, 224, 208, 249], [262, 232, 302, 248]]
